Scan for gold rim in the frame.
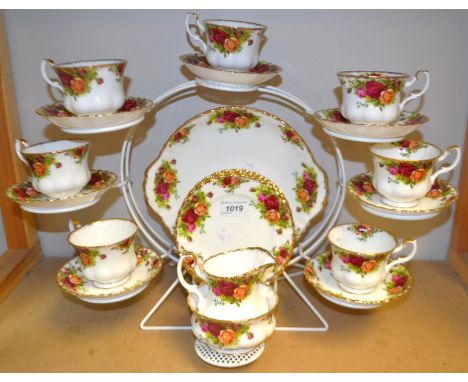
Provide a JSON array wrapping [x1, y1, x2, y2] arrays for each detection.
[[6, 170, 116, 205], [67, 218, 138, 249], [369, 140, 446, 163], [187, 282, 278, 325], [179, 53, 282, 75], [20, 139, 89, 156], [205, 19, 267, 31], [346, 173, 459, 214], [327, 223, 399, 257], [53, 58, 127, 69], [202, 247, 277, 281], [337, 70, 409, 79], [35, 97, 153, 119], [56, 246, 162, 299], [304, 254, 413, 305], [142, 105, 329, 243]]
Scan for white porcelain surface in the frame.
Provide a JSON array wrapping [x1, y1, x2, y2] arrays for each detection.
[[56, 245, 162, 304], [328, 223, 416, 294], [143, 106, 328, 240], [337, 70, 430, 124], [370, 141, 461, 207], [16, 139, 91, 198], [67, 219, 138, 288], [304, 252, 413, 309], [41, 58, 127, 115], [185, 13, 267, 71]]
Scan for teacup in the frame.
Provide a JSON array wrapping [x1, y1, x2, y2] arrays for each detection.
[[15, 139, 91, 199], [337, 70, 430, 124], [370, 140, 461, 207], [328, 223, 417, 294], [41, 58, 127, 115], [67, 218, 138, 288], [188, 283, 277, 352], [177, 248, 277, 308], [185, 13, 266, 71]]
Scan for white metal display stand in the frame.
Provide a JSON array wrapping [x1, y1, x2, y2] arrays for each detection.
[[119, 80, 350, 333]]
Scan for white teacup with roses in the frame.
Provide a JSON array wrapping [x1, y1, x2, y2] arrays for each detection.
[[370, 140, 461, 208], [177, 248, 277, 318], [185, 13, 267, 71], [328, 223, 417, 294], [337, 70, 430, 124]]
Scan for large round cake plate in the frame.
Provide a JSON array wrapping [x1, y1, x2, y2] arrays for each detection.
[[181, 53, 281, 90], [36, 97, 153, 134], [347, 173, 458, 221], [304, 252, 413, 310], [143, 105, 328, 242], [175, 169, 295, 274], [314, 108, 429, 141], [194, 340, 264, 368], [56, 245, 162, 304], [6, 170, 117, 214]]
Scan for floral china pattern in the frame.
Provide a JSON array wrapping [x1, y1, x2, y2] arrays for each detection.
[[207, 108, 261, 132], [346, 223, 382, 241], [153, 159, 179, 210], [55, 63, 125, 98], [181, 54, 279, 74], [293, 163, 319, 213], [168, 124, 195, 147], [335, 246, 386, 276], [135, 245, 161, 270], [391, 140, 428, 158], [249, 185, 291, 233], [111, 236, 135, 254], [212, 175, 248, 193], [348, 173, 376, 200], [426, 179, 456, 201], [58, 264, 84, 292], [378, 158, 433, 187], [385, 266, 410, 295], [206, 25, 252, 55], [65, 145, 88, 164], [78, 248, 105, 268], [279, 125, 304, 149], [209, 273, 260, 306], [340, 73, 404, 109], [195, 316, 254, 347], [177, 190, 212, 241], [316, 252, 332, 272], [272, 241, 292, 265], [25, 153, 60, 179]]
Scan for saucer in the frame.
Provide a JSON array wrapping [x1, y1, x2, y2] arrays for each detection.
[[56, 245, 162, 304], [6, 170, 117, 214], [36, 97, 153, 134], [314, 108, 429, 141], [180, 53, 281, 91], [347, 173, 458, 220], [304, 252, 413, 309]]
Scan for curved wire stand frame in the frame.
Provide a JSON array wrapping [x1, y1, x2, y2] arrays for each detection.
[[119, 81, 346, 333]]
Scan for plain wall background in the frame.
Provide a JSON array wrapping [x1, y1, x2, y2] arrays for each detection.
[[4, 9, 467, 260]]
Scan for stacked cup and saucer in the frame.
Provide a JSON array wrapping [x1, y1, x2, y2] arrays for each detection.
[[57, 218, 162, 304], [181, 13, 282, 92], [305, 223, 417, 309]]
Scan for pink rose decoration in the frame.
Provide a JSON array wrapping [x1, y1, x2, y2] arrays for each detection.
[[357, 88, 366, 98], [264, 195, 280, 211], [365, 81, 387, 99]]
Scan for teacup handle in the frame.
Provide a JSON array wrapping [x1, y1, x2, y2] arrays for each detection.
[[40, 59, 64, 94], [15, 139, 30, 166], [400, 70, 430, 110], [430, 146, 461, 184], [185, 13, 208, 54], [385, 239, 417, 273], [177, 254, 204, 299], [68, 219, 82, 232]]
